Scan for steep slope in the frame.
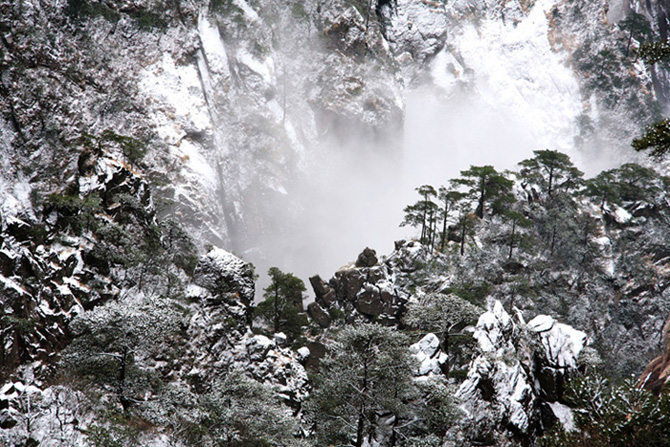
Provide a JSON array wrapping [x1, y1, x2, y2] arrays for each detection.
[[3, 1, 670, 446]]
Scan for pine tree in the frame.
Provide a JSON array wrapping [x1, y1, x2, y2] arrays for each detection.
[[502, 210, 533, 260], [254, 267, 307, 341], [453, 165, 515, 219], [307, 324, 416, 447], [198, 372, 303, 447], [618, 12, 652, 56], [632, 39, 670, 157], [518, 149, 583, 199], [454, 202, 476, 256], [584, 170, 621, 211], [61, 298, 179, 411], [401, 185, 439, 245], [541, 373, 670, 447], [437, 186, 464, 252]]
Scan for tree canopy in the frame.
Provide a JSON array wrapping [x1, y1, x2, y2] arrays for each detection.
[[518, 149, 583, 198], [453, 165, 515, 219], [254, 267, 307, 342], [307, 324, 416, 447]]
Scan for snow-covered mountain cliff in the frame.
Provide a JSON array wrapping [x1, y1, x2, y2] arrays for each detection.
[[3, 0, 670, 446]]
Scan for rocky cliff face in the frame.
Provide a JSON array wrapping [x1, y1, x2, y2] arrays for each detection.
[[455, 302, 586, 445], [641, 311, 670, 394], [4, 0, 665, 281], [3, 0, 670, 446]]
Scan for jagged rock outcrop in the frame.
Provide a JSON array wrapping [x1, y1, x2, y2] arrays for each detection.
[[410, 332, 448, 377], [0, 242, 310, 446], [192, 247, 255, 322], [183, 250, 310, 403], [380, 0, 449, 67], [0, 155, 156, 381], [308, 241, 426, 327], [456, 301, 586, 444]]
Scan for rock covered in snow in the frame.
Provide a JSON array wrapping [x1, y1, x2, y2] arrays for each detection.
[[193, 247, 256, 309], [410, 333, 448, 376], [527, 314, 586, 369], [457, 301, 586, 440], [240, 333, 310, 405], [0, 367, 92, 447], [246, 334, 274, 361], [380, 0, 449, 65], [307, 244, 421, 327]]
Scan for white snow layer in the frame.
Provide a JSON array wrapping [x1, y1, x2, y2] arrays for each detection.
[[429, 0, 581, 160], [459, 301, 585, 432], [474, 300, 514, 353], [138, 52, 218, 191], [528, 314, 586, 368], [197, 12, 231, 80], [549, 401, 576, 432], [410, 333, 447, 376]]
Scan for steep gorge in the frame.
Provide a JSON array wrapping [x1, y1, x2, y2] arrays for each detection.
[[3, 0, 670, 446]]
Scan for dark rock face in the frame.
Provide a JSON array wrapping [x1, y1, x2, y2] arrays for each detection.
[[307, 302, 331, 328], [355, 247, 378, 267], [0, 157, 155, 380], [193, 249, 256, 307], [305, 341, 327, 370], [306, 243, 426, 327], [310, 274, 337, 307], [355, 285, 384, 316]]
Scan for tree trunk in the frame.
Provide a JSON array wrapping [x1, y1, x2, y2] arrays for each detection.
[[356, 411, 365, 447], [356, 359, 370, 447], [440, 204, 448, 251], [625, 29, 633, 57], [274, 288, 280, 333], [508, 219, 516, 260], [478, 178, 486, 218], [441, 333, 450, 378], [550, 223, 557, 256]]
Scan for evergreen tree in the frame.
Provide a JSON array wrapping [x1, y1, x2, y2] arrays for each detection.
[[518, 149, 583, 198], [632, 40, 670, 157], [541, 373, 670, 447], [254, 267, 307, 341], [638, 40, 670, 64], [198, 372, 304, 447], [404, 293, 482, 376], [453, 202, 477, 256], [502, 210, 534, 260], [632, 118, 670, 158], [62, 298, 179, 411], [612, 162, 663, 202], [401, 185, 439, 245], [453, 165, 514, 219], [618, 12, 652, 56], [437, 186, 464, 252], [307, 324, 416, 447], [584, 170, 621, 211]]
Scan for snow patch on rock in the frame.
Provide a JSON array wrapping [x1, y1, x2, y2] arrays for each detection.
[[458, 300, 586, 437], [383, 0, 448, 66], [528, 314, 586, 368], [410, 333, 447, 376]]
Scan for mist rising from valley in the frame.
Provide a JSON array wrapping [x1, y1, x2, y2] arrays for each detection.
[[232, 0, 643, 295]]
